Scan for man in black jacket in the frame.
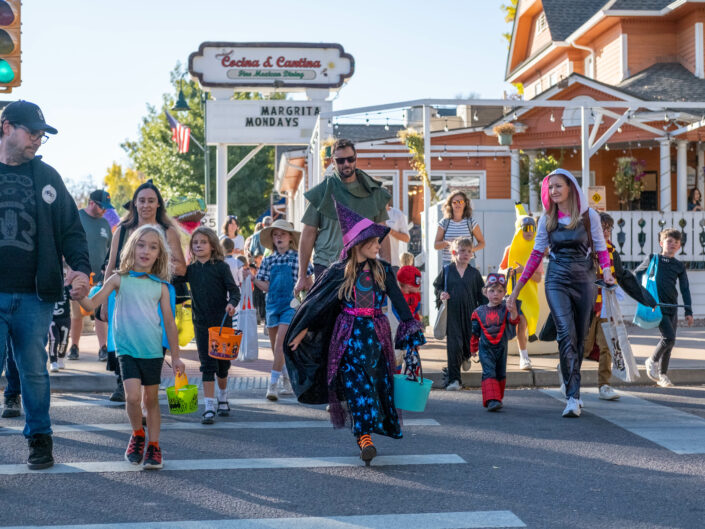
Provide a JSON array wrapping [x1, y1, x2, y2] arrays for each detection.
[[0, 100, 90, 470]]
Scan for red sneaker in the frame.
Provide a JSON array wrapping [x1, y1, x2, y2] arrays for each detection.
[[124, 434, 145, 465], [143, 444, 163, 470]]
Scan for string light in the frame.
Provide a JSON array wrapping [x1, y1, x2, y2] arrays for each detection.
[[384, 118, 390, 131], [637, 142, 641, 148], [513, 111, 518, 120], [365, 114, 370, 126], [473, 110, 479, 121], [550, 113, 555, 122], [664, 113, 669, 122], [605, 144, 610, 151], [560, 123, 566, 131], [617, 126, 622, 133], [444, 119, 449, 132]]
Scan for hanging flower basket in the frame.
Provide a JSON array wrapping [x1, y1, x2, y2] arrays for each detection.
[[493, 123, 516, 146]]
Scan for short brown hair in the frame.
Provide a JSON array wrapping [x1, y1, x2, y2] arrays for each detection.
[[659, 229, 681, 242], [221, 238, 235, 253], [332, 138, 356, 155], [599, 212, 614, 229]]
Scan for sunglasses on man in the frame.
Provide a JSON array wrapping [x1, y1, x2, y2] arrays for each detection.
[[334, 156, 356, 165]]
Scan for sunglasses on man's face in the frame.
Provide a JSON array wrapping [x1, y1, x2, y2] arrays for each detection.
[[334, 156, 356, 165], [485, 274, 506, 286]]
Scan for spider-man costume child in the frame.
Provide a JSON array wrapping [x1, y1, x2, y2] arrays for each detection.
[[470, 273, 521, 411]]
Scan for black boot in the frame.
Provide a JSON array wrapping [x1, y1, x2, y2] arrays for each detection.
[[27, 434, 54, 470], [110, 379, 125, 403]]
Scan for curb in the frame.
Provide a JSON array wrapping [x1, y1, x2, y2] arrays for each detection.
[[3, 368, 705, 394]]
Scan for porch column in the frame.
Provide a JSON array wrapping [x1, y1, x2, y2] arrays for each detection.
[[528, 151, 538, 213], [659, 139, 672, 212], [216, 143, 228, 231], [581, 106, 591, 198], [698, 144, 705, 201], [510, 149, 520, 203], [676, 140, 688, 212]]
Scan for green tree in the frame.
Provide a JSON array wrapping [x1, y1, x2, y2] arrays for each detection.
[[122, 63, 284, 235], [103, 162, 146, 212], [501, 0, 519, 45]]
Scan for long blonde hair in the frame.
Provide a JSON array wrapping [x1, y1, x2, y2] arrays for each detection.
[[118, 224, 171, 281], [544, 173, 581, 232], [338, 239, 386, 301]]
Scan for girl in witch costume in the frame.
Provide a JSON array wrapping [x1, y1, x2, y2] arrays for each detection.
[[284, 202, 425, 466], [470, 273, 521, 412], [508, 169, 615, 418]]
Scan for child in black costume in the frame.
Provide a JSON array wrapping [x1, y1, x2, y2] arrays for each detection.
[[433, 237, 486, 390], [285, 202, 425, 466], [470, 273, 520, 411], [48, 285, 72, 372]]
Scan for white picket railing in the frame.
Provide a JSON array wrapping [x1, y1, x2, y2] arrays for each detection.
[[608, 210, 705, 264]]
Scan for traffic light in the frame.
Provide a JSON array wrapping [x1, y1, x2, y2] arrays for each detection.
[[0, 0, 20, 92]]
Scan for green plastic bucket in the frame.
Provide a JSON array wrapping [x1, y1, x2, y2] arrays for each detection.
[[393, 374, 433, 412], [165, 384, 199, 415]]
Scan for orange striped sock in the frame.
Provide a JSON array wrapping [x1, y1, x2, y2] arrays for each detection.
[[357, 434, 374, 449], [133, 429, 145, 438], [148, 441, 159, 448]]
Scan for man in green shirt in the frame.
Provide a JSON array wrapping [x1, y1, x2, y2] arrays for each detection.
[[295, 139, 391, 294]]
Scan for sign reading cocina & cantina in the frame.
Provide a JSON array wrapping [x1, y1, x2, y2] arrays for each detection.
[[189, 42, 354, 90], [206, 100, 333, 145]]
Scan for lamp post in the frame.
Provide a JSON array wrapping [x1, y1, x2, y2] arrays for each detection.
[[171, 76, 210, 204]]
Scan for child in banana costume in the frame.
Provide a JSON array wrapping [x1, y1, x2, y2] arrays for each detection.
[[498, 204, 542, 370]]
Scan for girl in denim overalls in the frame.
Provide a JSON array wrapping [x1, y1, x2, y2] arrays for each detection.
[[255, 220, 313, 401]]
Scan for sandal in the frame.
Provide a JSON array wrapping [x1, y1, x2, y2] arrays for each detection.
[[217, 400, 230, 417], [201, 410, 216, 425]]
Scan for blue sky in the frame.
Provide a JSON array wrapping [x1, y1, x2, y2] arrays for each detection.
[[12, 0, 511, 187]]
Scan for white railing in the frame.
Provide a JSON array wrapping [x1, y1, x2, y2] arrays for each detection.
[[609, 210, 705, 263]]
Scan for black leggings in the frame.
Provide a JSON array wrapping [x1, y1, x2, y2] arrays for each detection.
[[545, 260, 595, 400], [651, 312, 678, 375], [195, 323, 231, 382]]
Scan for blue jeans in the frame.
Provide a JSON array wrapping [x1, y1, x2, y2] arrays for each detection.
[[2, 338, 22, 398], [0, 293, 53, 438]]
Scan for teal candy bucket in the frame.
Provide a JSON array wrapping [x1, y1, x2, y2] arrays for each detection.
[[393, 374, 433, 412]]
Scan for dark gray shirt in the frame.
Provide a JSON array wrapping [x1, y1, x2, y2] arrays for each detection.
[[79, 208, 112, 278]]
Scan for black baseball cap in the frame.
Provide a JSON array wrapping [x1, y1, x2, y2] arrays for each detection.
[[89, 189, 114, 209], [1, 100, 58, 134]]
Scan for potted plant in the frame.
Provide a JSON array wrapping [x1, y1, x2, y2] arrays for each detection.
[[493, 122, 516, 146], [613, 157, 645, 210]]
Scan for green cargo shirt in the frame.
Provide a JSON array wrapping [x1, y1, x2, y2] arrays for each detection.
[[302, 170, 391, 267]]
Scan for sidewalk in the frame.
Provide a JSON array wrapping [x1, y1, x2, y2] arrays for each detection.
[[7, 323, 703, 393]]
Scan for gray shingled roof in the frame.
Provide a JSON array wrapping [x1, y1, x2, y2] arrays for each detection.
[[609, 0, 672, 10], [541, 0, 609, 41], [334, 124, 404, 143], [618, 62, 705, 102]]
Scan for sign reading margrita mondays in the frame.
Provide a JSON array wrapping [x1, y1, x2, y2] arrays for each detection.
[[206, 99, 333, 144], [189, 42, 354, 90]]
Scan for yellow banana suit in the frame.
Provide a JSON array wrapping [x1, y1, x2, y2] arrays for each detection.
[[506, 205, 540, 337]]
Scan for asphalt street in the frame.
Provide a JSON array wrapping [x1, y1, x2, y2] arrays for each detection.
[[1, 386, 705, 529]]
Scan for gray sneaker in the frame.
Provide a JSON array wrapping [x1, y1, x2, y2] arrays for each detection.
[[2, 395, 21, 418], [98, 345, 108, 362], [67, 344, 79, 361], [644, 358, 659, 381]]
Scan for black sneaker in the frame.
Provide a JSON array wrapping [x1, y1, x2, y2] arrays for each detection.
[[124, 433, 145, 465], [67, 345, 79, 360], [98, 345, 108, 362], [27, 434, 54, 470], [143, 444, 163, 469], [2, 395, 21, 418], [109, 381, 125, 403], [487, 400, 503, 412]]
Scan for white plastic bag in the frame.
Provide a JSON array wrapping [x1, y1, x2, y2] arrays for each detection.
[[601, 289, 639, 382], [236, 275, 259, 361]]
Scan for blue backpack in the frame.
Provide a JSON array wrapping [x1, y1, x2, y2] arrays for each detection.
[[633, 255, 662, 329]]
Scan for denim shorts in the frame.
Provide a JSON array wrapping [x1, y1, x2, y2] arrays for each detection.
[[118, 355, 164, 386], [266, 306, 295, 328]]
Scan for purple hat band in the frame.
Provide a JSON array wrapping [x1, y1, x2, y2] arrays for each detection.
[[342, 217, 375, 246]]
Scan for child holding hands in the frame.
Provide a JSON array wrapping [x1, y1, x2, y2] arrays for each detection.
[[470, 273, 520, 411], [184, 227, 240, 424], [78, 225, 184, 469]]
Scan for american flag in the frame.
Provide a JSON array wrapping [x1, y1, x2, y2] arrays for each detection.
[[165, 110, 191, 154]]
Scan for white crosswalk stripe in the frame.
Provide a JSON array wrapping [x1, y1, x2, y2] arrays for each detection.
[[542, 387, 705, 454], [0, 418, 440, 435], [48, 396, 300, 408], [0, 454, 466, 476], [0, 511, 526, 529]]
